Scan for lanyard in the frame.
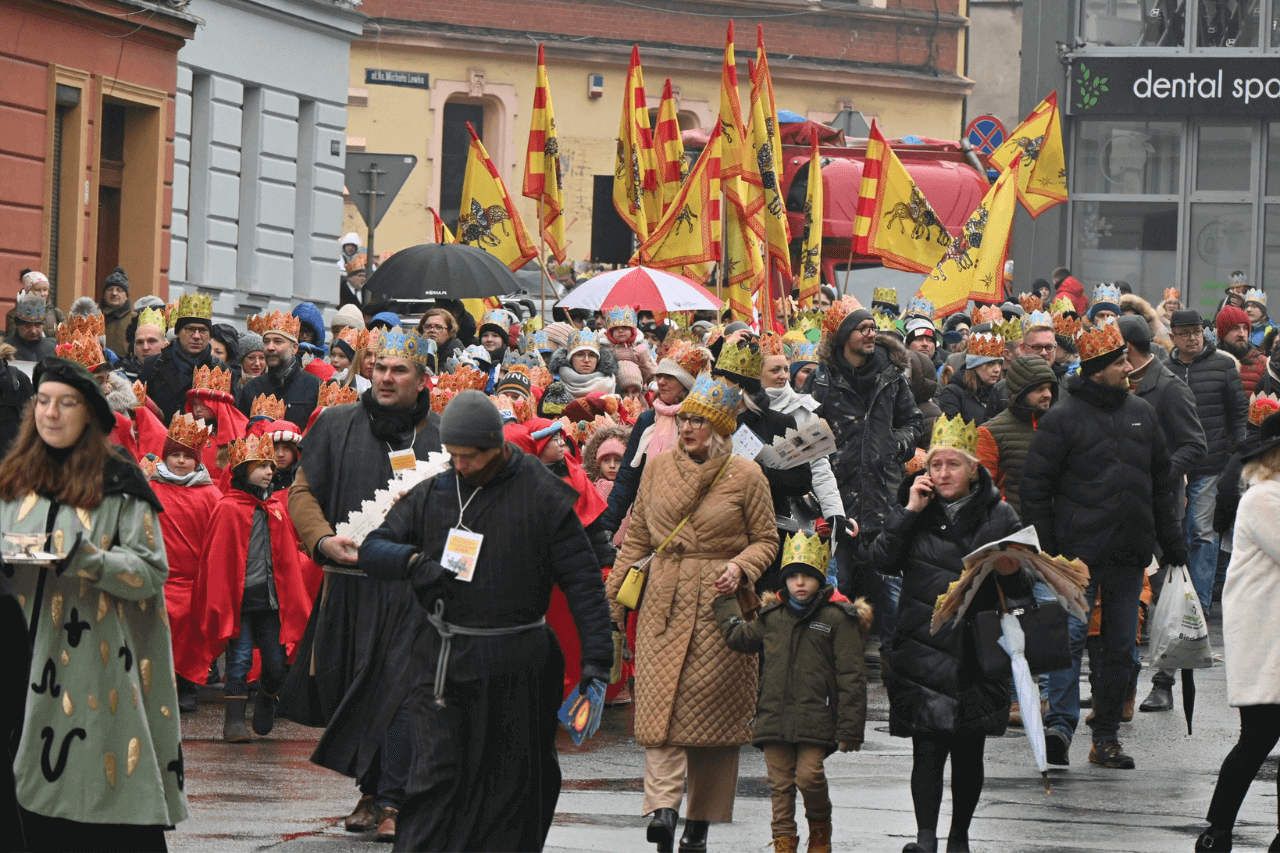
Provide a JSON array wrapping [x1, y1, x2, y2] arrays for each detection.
[[456, 481, 482, 532]]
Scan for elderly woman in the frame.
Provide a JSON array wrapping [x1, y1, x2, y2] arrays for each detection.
[[417, 308, 464, 361], [0, 357, 185, 850], [607, 374, 779, 853], [859, 415, 1027, 853]]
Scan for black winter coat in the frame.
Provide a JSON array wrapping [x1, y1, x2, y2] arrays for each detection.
[[1167, 342, 1248, 474], [137, 343, 223, 424], [1020, 375, 1186, 569], [0, 360, 32, 455], [738, 400, 812, 518], [1130, 354, 1207, 481], [859, 466, 1025, 737], [239, 358, 321, 428], [935, 366, 1006, 427]]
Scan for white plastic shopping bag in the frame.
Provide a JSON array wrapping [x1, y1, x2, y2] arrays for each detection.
[[1148, 565, 1213, 670]]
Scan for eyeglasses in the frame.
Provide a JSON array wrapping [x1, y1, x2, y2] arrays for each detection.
[[852, 324, 878, 336], [675, 414, 707, 429], [181, 325, 210, 337], [1172, 329, 1204, 339], [1025, 343, 1057, 354], [422, 324, 448, 332], [36, 395, 83, 412]]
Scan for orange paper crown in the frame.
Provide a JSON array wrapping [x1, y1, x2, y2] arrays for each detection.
[[966, 332, 1005, 360], [190, 365, 233, 398], [660, 341, 711, 379], [528, 364, 553, 389], [1164, 287, 1181, 303], [436, 365, 490, 394], [1249, 392, 1280, 426], [165, 413, 213, 455], [131, 381, 147, 409], [247, 310, 301, 342], [55, 335, 106, 371], [1018, 293, 1042, 313], [430, 386, 454, 414], [972, 304, 1004, 326], [821, 296, 865, 342], [492, 394, 534, 424], [1075, 318, 1126, 363], [1053, 312, 1081, 338], [758, 332, 785, 358], [318, 381, 359, 408], [57, 314, 106, 344], [250, 394, 286, 421], [228, 434, 276, 470]]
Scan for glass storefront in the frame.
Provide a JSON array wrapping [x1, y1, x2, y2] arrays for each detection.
[[1080, 0, 1279, 49]]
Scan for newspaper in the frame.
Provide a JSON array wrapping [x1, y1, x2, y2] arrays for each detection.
[[756, 420, 836, 470]]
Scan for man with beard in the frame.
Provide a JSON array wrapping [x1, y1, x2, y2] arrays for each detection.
[[1216, 305, 1267, 395], [138, 293, 223, 423], [239, 311, 320, 427], [283, 327, 441, 844]]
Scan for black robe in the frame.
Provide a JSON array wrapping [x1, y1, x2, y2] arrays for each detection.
[[359, 446, 613, 852]]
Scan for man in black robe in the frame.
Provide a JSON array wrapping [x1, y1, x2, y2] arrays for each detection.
[[359, 391, 613, 852], [283, 328, 441, 842]]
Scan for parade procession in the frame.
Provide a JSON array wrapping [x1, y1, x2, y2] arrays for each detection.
[[6, 0, 1280, 851]]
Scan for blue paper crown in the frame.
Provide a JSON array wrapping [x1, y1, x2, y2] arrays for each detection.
[[1021, 310, 1055, 332], [1091, 283, 1121, 307], [527, 330, 552, 353], [604, 305, 638, 329], [905, 296, 935, 319], [789, 341, 820, 364], [566, 329, 599, 354], [376, 326, 436, 368], [481, 308, 511, 328]]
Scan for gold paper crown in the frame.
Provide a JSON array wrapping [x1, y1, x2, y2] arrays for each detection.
[[173, 293, 213, 324], [679, 374, 742, 437], [57, 314, 105, 344], [55, 336, 106, 371], [790, 309, 823, 334], [1053, 312, 1080, 338], [137, 306, 167, 331], [1048, 296, 1076, 315], [781, 530, 831, 575], [318, 381, 359, 408], [992, 318, 1024, 343], [930, 413, 978, 457], [873, 311, 898, 332], [228, 434, 276, 471], [436, 364, 489, 394], [1248, 392, 1280, 426], [966, 332, 1004, 360], [250, 394, 286, 421], [190, 365, 233, 396], [715, 340, 764, 379], [1075, 317, 1125, 363], [165, 413, 213, 455], [872, 286, 898, 306], [821, 296, 865, 341], [972, 304, 1003, 325], [522, 316, 544, 336], [1164, 287, 1181, 303], [132, 381, 147, 409], [758, 332, 785, 358], [247, 310, 301, 341], [1018, 293, 1042, 313]]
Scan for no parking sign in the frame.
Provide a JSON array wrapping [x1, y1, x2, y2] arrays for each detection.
[[965, 115, 1007, 154]]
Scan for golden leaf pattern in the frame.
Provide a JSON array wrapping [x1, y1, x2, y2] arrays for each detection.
[[79, 579, 88, 599], [88, 694, 98, 710], [16, 492, 37, 522], [116, 602, 124, 622], [76, 507, 92, 531], [52, 530, 64, 555], [132, 683, 138, 708], [109, 687, 118, 714], [126, 737, 140, 776], [50, 592, 63, 627], [138, 598, 147, 611], [160, 705, 172, 719], [96, 592, 109, 623], [17, 595, 24, 608], [118, 573, 144, 589], [100, 640, 109, 667], [143, 512, 156, 549], [60, 650, 69, 666], [62, 692, 73, 716], [100, 533, 111, 551], [140, 659, 152, 696], [104, 752, 116, 787]]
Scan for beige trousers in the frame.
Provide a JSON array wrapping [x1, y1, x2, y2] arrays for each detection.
[[642, 745, 740, 822], [762, 742, 831, 838]]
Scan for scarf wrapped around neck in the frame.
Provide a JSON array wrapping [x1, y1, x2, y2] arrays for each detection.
[[631, 396, 682, 465], [557, 363, 617, 398], [360, 387, 433, 442]]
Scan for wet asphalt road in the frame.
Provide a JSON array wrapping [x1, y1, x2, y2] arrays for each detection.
[[167, 612, 1278, 852]]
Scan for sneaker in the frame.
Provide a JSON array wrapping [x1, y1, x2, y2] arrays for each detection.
[[1045, 728, 1070, 766], [1088, 739, 1135, 769]]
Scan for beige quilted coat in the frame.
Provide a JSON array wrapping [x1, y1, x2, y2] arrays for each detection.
[[607, 447, 779, 747]]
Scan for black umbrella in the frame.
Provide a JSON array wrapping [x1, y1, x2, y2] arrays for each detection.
[[365, 244, 522, 301], [1183, 668, 1196, 735]]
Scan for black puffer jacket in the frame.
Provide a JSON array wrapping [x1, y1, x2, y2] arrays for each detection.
[[1130, 353, 1207, 481], [137, 343, 223, 424], [1167, 342, 1247, 474], [1021, 375, 1186, 569], [935, 365, 1007, 426], [859, 466, 1026, 737]]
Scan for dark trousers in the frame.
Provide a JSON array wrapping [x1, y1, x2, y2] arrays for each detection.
[[1206, 704, 1280, 831], [225, 609, 286, 698], [18, 807, 167, 852], [909, 734, 986, 844]]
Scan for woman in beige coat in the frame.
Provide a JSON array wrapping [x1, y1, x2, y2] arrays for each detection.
[[607, 374, 779, 853]]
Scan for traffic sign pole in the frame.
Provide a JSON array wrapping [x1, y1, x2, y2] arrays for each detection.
[[359, 162, 387, 265]]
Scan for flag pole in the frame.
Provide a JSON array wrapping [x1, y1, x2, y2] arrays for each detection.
[[842, 237, 856, 297], [538, 199, 548, 321]]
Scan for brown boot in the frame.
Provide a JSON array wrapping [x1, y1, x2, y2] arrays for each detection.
[[1008, 701, 1023, 727], [771, 837, 799, 852], [806, 821, 832, 853], [375, 806, 398, 843], [222, 697, 251, 743], [1122, 686, 1137, 722], [345, 795, 378, 832]]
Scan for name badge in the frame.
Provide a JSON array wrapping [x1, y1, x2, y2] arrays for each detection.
[[441, 528, 483, 582], [809, 622, 832, 634], [389, 448, 417, 473]]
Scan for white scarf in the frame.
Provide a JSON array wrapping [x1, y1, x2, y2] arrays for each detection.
[[557, 363, 617, 398]]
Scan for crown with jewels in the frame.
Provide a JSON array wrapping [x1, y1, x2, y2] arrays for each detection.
[[317, 381, 359, 408], [872, 286, 898, 307], [1091, 283, 1122, 308], [190, 365, 233, 398], [1053, 312, 1081, 338], [905, 296, 935, 320], [228, 434, 276, 471], [789, 340, 820, 365], [131, 381, 147, 409], [172, 292, 213, 325], [566, 328, 600, 355], [604, 305, 638, 329], [1018, 293, 1042, 313], [1048, 296, 1076, 315], [247, 310, 301, 342], [781, 530, 831, 575], [680, 374, 742, 437], [525, 329, 553, 354], [715, 339, 764, 379], [376, 326, 436, 369], [57, 314, 105, 345], [966, 332, 1004, 360], [1075, 317, 1126, 363], [758, 332, 785, 358], [137, 306, 167, 331], [249, 394, 286, 422], [480, 308, 512, 329], [658, 341, 711, 381], [436, 363, 490, 395], [972, 304, 1003, 326], [503, 349, 543, 372], [1164, 288, 1181, 303], [930, 412, 979, 457], [992, 318, 1023, 343], [165, 413, 213, 456], [1245, 288, 1267, 307], [873, 311, 898, 333], [821, 295, 866, 342], [1022, 310, 1055, 333], [1248, 392, 1280, 426]]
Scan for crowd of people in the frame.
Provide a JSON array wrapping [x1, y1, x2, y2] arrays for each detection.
[[2, 256, 1279, 853]]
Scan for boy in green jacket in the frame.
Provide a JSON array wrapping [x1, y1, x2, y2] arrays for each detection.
[[715, 531, 871, 853]]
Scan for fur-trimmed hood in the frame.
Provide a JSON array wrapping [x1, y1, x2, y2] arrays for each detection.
[[582, 422, 632, 481], [1121, 293, 1173, 351], [760, 587, 874, 636], [548, 343, 619, 378], [103, 370, 136, 415]]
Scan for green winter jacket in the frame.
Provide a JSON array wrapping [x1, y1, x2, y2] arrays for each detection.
[[978, 356, 1057, 518], [714, 586, 870, 752]]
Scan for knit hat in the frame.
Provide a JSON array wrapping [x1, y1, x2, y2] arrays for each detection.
[[595, 435, 627, 462], [543, 321, 574, 351], [537, 381, 575, 417], [103, 266, 129, 294], [20, 270, 49, 291], [238, 330, 265, 359], [133, 295, 165, 312], [1216, 305, 1250, 340], [331, 303, 365, 333], [369, 311, 400, 331], [439, 390, 505, 449], [33, 357, 115, 433], [494, 369, 533, 401], [1117, 314, 1152, 349], [616, 360, 644, 393]]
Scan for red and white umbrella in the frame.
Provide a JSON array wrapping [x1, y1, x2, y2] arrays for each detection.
[[556, 266, 722, 312]]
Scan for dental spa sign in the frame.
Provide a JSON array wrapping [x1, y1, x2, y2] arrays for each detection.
[[1068, 56, 1280, 117]]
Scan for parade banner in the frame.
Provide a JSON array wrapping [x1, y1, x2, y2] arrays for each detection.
[[796, 138, 823, 307], [635, 121, 723, 280], [614, 45, 661, 240], [718, 22, 751, 219], [724, 174, 764, 323], [523, 43, 566, 262], [989, 91, 1068, 219], [459, 122, 538, 272], [654, 78, 687, 216], [430, 207, 455, 244], [749, 36, 791, 284]]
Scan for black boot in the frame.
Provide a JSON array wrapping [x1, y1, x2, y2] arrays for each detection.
[[1139, 684, 1173, 712], [647, 808, 677, 853], [678, 819, 708, 852], [1194, 827, 1232, 851], [176, 676, 200, 714], [252, 686, 280, 736]]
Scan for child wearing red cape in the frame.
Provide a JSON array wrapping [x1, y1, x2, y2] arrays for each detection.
[[186, 364, 247, 485]]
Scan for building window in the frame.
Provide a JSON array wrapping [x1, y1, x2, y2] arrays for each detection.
[[1074, 119, 1182, 194], [1195, 124, 1253, 191], [1079, 0, 1276, 49], [1070, 200, 1179, 292]]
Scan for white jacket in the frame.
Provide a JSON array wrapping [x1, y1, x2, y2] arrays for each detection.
[[1224, 475, 1280, 706], [765, 383, 845, 520]]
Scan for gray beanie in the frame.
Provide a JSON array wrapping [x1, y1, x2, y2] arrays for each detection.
[[440, 390, 505, 448], [238, 330, 265, 357], [104, 266, 129, 293], [1117, 314, 1152, 349]]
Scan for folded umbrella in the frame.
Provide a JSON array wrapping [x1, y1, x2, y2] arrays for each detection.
[[998, 612, 1052, 794], [365, 243, 522, 301]]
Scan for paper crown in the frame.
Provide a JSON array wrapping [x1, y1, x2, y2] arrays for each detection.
[[57, 314, 105, 344], [872, 286, 898, 306], [566, 328, 599, 355], [821, 295, 866, 341], [904, 446, 928, 475], [972, 304, 1003, 325], [905, 297, 935, 320], [1022, 310, 1055, 332], [55, 336, 106, 371], [228, 434, 276, 471], [604, 305, 638, 329], [345, 253, 368, 274], [1248, 392, 1280, 426], [503, 349, 542, 372], [716, 339, 764, 379], [1163, 288, 1181, 303], [558, 413, 615, 446], [782, 329, 807, 347], [165, 413, 213, 456], [679, 374, 742, 437], [873, 311, 898, 333], [781, 530, 831, 574], [493, 393, 535, 424], [657, 341, 711, 385], [335, 326, 363, 352], [480, 308, 511, 329], [758, 332, 785, 358], [131, 381, 147, 409], [137, 306, 167, 331], [522, 316, 543, 336], [1018, 293, 1042, 313], [526, 329, 552, 354], [13, 296, 46, 322], [248, 310, 301, 342], [1075, 317, 1126, 363], [317, 380, 359, 408], [190, 365, 233, 398], [1091, 283, 1121, 308], [1245, 288, 1267, 307], [992, 318, 1023, 343], [966, 332, 1004, 360], [138, 453, 160, 479], [790, 308, 824, 336], [376, 326, 436, 369], [930, 413, 978, 457], [1048, 296, 1076, 315], [435, 363, 490, 394], [1231, 271, 1248, 285], [1053, 312, 1081, 338], [250, 394, 286, 421], [789, 340, 820, 364], [172, 293, 213, 324]]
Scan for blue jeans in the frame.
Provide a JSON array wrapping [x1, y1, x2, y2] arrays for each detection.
[[1044, 564, 1145, 744], [1185, 473, 1220, 613], [224, 609, 286, 698]]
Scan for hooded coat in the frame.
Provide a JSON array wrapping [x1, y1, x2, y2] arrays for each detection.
[[548, 345, 619, 398], [935, 364, 1007, 427], [975, 356, 1057, 517], [906, 349, 942, 449], [1167, 341, 1248, 475]]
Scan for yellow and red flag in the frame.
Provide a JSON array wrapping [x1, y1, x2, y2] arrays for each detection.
[[614, 45, 661, 240], [634, 121, 723, 283], [851, 120, 952, 275], [522, 43, 566, 262], [458, 122, 538, 272], [654, 77, 687, 216], [718, 22, 750, 218], [916, 160, 1021, 315], [430, 207, 456, 244], [723, 175, 765, 323], [796, 138, 824, 307], [749, 28, 791, 283], [988, 91, 1067, 219]]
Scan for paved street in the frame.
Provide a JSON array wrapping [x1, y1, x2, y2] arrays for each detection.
[[168, 613, 1277, 852]]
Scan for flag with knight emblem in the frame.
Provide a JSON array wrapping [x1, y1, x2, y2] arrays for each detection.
[[522, 43, 566, 262], [988, 91, 1067, 219], [634, 121, 723, 282], [796, 138, 823, 307], [430, 207, 456, 244], [852, 120, 952, 274], [718, 22, 751, 219], [654, 77, 686, 216], [723, 174, 765, 323], [749, 31, 791, 284], [614, 45, 661, 240], [459, 122, 538, 272]]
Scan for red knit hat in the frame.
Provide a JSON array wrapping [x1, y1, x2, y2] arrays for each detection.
[[1216, 305, 1250, 340]]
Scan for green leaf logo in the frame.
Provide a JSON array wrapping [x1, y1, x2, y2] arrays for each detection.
[[1075, 63, 1108, 111]]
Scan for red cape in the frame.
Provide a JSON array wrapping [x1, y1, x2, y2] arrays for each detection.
[[189, 396, 247, 486], [151, 478, 223, 683]]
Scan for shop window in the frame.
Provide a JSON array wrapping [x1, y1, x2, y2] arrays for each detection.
[[1267, 122, 1280, 194], [1071, 200, 1178, 293], [1081, 0, 1184, 47], [1188, 202, 1254, 302], [1074, 120, 1182, 194], [1196, 124, 1253, 191], [1193, 0, 1260, 46], [1262, 204, 1280, 291]]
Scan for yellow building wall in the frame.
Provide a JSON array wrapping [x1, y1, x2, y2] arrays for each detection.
[[345, 41, 965, 265]]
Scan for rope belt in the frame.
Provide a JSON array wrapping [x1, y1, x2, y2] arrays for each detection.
[[426, 599, 546, 709]]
